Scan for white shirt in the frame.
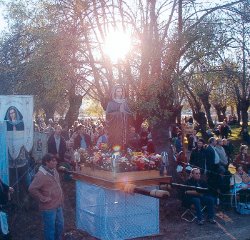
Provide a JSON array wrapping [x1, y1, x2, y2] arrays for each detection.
[[54, 135, 61, 153]]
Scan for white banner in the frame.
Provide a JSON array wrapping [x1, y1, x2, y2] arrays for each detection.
[[0, 95, 34, 160], [32, 132, 48, 163]]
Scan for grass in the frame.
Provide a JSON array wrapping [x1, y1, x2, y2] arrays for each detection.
[[229, 125, 242, 142], [184, 124, 249, 158]]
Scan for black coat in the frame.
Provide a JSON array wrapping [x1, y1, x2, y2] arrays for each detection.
[[47, 135, 67, 162], [205, 145, 220, 194], [189, 147, 207, 174], [74, 134, 92, 150], [182, 178, 209, 206], [205, 145, 216, 172], [0, 181, 10, 206]]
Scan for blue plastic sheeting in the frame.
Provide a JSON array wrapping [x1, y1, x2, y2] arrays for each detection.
[[0, 122, 9, 184], [76, 180, 159, 240]]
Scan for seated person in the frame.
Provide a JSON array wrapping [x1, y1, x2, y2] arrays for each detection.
[[234, 145, 250, 174], [230, 165, 250, 202], [183, 168, 216, 225], [230, 165, 250, 192]]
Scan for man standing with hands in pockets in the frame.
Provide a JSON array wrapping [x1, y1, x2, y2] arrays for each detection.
[[29, 154, 64, 240]]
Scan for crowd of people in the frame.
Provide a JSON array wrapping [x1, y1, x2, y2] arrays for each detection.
[[33, 116, 156, 165], [25, 116, 156, 240], [171, 119, 250, 226], [1, 113, 249, 239]]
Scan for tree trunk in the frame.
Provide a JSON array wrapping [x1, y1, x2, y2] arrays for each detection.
[[221, 106, 227, 121], [241, 99, 249, 128], [65, 91, 82, 128], [214, 104, 226, 122], [230, 105, 234, 115], [193, 111, 207, 138], [236, 102, 241, 125], [198, 92, 214, 128], [214, 107, 222, 122], [176, 106, 182, 125]]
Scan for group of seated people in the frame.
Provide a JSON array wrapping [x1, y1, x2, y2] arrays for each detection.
[[182, 143, 250, 225]]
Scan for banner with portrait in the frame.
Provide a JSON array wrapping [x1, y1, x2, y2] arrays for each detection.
[[0, 122, 9, 184], [32, 132, 48, 163], [0, 95, 34, 163]]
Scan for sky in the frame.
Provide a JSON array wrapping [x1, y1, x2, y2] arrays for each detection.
[[0, 6, 7, 33], [0, 0, 235, 34]]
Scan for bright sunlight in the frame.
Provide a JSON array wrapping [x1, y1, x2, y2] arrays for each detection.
[[103, 31, 131, 63]]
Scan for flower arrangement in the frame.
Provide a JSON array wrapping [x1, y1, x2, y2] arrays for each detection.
[[74, 148, 162, 172]]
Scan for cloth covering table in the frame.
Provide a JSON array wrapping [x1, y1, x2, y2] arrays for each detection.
[[76, 180, 159, 240]]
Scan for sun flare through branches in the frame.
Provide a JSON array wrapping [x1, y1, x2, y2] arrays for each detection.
[[103, 31, 131, 63]]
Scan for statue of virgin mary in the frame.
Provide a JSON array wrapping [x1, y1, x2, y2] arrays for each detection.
[[106, 85, 132, 149]]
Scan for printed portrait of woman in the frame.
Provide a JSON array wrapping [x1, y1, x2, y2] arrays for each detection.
[[4, 106, 24, 131]]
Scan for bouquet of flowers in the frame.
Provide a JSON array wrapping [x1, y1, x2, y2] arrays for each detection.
[[79, 148, 163, 173]]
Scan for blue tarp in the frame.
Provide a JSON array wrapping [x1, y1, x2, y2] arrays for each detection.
[[0, 122, 9, 184], [76, 180, 159, 240]]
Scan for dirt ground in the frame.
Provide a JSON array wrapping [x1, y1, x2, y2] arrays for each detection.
[[8, 179, 250, 240]]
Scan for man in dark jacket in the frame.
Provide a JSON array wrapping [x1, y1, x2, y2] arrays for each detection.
[[205, 137, 220, 196], [73, 125, 92, 151], [189, 138, 206, 174], [183, 168, 216, 225], [47, 125, 67, 163], [205, 137, 220, 172]]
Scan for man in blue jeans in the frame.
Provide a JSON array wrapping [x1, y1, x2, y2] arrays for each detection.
[[29, 154, 64, 240], [184, 168, 216, 225]]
